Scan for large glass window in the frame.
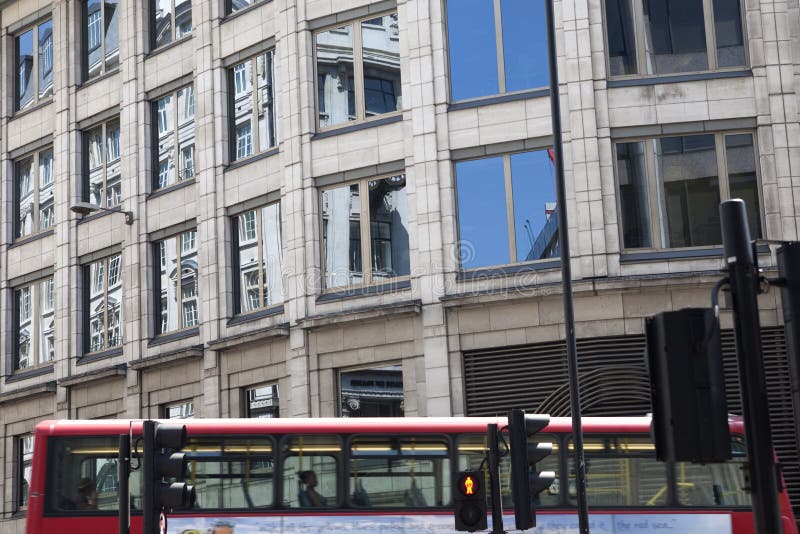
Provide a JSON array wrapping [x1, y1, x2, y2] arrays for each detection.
[[245, 384, 279, 418], [84, 0, 119, 79], [322, 175, 409, 288], [16, 19, 54, 111], [229, 50, 277, 161], [315, 12, 401, 129], [165, 400, 195, 419], [604, 0, 745, 77], [234, 203, 283, 314], [16, 148, 55, 238], [674, 435, 749, 506], [85, 118, 122, 208], [153, 86, 195, 189], [446, 0, 548, 101], [456, 150, 558, 269], [84, 254, 123, 354], [282, 435, 340, 508], [339, 365, 404, 417], [14, 277, 55, 371], [615, 132, 761, 250], [154, 230, 198, 334], [17, 434, 34, 510], [348, 436, 451, 508], [152, 0, 191, 49]]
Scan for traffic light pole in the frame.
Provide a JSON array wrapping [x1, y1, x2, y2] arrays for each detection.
[[543, 0, 589, 532], [143, 420, 157, 534], [777, 243, 800, 459], [719, 200, 782, 534], [487, 424, 504, 534]]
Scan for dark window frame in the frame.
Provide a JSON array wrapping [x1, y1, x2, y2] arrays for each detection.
[[82, 253, 123, 355], [152, 229, 199, 336], [12, 276, 55, 372], [227, 49, 277, 163]]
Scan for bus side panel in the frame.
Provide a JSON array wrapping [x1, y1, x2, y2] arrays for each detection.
[[25, 432, 48, 534]]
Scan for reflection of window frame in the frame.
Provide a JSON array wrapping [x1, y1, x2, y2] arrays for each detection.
[[313, 11, 401, 131], [244, 383, 280, 418], [152, 86, 195, 190], [13, 276, 55, 371], [84, 117, 122, 208], [15, 20, 54, 111], [164, 400, 194, 419], [150, 0, 192, 50], [232, 202, 283, 314], [320, 174, 408, 289], [83, 254, 123, 355], [15, 148, 55, 239], [153, 230, 199, 334], [338, 364, 404, 418], [613, 130, 763, 251], [16, 434, 34, 511], [83, 0, 119, 79], [228, 49, 277, 162], [601, 0, 748, 79]]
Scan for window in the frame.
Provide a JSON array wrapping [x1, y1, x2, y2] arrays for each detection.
[[152, 0, 191, 49], [245, 384, 279, 418], [154, 230, 199, 334], [84, 254, 123, 354], [153, 86, 195, 189], [17, 434, 34, 510], [616, 132, 761, 249], [446, 0, 548, 101], [234, 203, 283, 313], [165, 400, 194, 419], [84, 0, 119, 79], [315, 13, 401, 129], [229, 50, 277, 161], [674, 436, 749, 506], [14, 277, 55, 371], [15, 19, 54, 111], [282, 435, 340, 508], [321, 175, 409, 288], [228, 0, 260, 15], [603, 0, 745, 77], [455, 150, 558, 270], [16, 149, 55, 238], [85, 118, 122, 208], [339, 365, 404, 417]]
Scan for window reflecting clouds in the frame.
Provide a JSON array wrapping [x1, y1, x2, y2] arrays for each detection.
[[16, 20, 53, 111]]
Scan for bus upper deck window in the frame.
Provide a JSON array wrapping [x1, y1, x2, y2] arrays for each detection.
[[282, 435, 341, 508], [675, 435, 749, 507]]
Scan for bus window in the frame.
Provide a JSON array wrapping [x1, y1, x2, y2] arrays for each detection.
[[184, 437, 274, 510], [348, 436, 450, 508], [282, 435, 340, 508], [675, 435, 749, 506], [45, 436, 143, 513], [568, 436, 667, 507]]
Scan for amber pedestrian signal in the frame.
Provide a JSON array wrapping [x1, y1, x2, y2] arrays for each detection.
[[453, 470, 487, 531]]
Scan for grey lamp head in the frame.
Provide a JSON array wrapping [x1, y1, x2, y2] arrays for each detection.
[[70, 201, 134, 224]]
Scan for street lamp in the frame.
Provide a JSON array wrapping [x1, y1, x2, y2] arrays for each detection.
[[70, 201, 134, 225]]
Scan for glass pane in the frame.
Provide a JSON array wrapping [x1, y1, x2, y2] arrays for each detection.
[[502, 0, 549, 90], [322, 184, 362, 287], [656, 135, 721, 247], [87, 126, 105, 206], [38, 20, 54, 99], [17, 287, 32, 370], [154, 0, 173, 48], [238, 210, 260, 313], [617, 142, 652, 248], [104, 0, 119, 71], [156, 95, 175, 188], [605, 0, 638, 75], [175, 0, 192, 39], [257, 51, 277, 150], [19, 435, 34, 507], [316, 25, 355, 127], [39, 278, 55, 364], [38, 150, 55, 231], [230, 0, 251, 13], [159, 238, 178, 333], [456, 157, 509, 268], [511, 150, 558, 261], [178, 87, 195, 181], [368, 175, 409, 278], [340, 365, 403, 417], [88, 260, 106, 353], [247, 384, 279, 418], [675, 437, 748, 506], [282, 436, 340, 508], [17, 30, 34, 110], [362, 14, 402, 116], [261, 203, 283, 306], [17, 157, 35, 237], [726, 134, 761, 238], [643, 0, 708, 74], [87, 0, 103, 77], [178, 86, 194, 124], [166, 401, 194, 419], [106, 120, 122, 207], [714, 0, 745, 67], [232, 60, 254, 160], [447, 0, 499, 99]]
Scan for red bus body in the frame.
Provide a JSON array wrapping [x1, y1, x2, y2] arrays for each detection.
[[25, 417, 798, 534]]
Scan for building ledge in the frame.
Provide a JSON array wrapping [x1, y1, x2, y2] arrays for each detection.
[[129, 344, 204, 370], [0, 380, 56, 404], [59, 364, 126, 387], [208, 323, 290, 351], [299, 299, 422, 330]]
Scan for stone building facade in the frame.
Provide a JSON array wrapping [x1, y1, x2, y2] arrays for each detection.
[[0, 0, 799, 529]]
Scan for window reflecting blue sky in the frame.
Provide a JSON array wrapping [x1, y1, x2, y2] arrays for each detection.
[[456, 157, 508, 269], [511, 150, 556, 261]]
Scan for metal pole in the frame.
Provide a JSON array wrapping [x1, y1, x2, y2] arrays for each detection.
[[543, 0, 589, 532], [719, 199, 782, 534], [143, 420, 157, 534], [118, 433, 130, 534], [777, 242, 800, 457], [487, 424, 504, 534]]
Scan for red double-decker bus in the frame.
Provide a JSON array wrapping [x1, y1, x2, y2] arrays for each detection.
[[25, 416, 797, 533]]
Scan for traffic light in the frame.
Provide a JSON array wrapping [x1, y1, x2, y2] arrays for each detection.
[[143, 420, 196, 533], [508, 409, 555, 531], [453, 470, 487, 532]]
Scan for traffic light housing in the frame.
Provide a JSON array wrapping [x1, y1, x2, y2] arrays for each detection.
[[143, 420, 196, 533], [453, 470, 487, 532], [508, 409, 555, 531]]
